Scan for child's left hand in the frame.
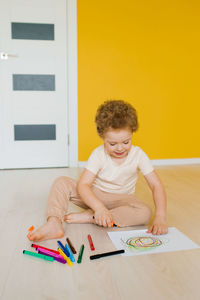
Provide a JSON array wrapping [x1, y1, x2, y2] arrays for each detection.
[[147, 216, 168, 235]]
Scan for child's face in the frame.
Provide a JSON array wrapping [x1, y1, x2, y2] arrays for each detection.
[[103, 127, 132, 159]]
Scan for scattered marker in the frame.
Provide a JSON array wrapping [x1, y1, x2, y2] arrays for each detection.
[[58, 248, 73, 266], [88, 235, 95, 251], [66, 237, 77, 254], [65, 244, 75, 262], [31, 244, 60, 255], [77, 244, 84, 264], [28, 225, 35, 232], [90, 249, 125, 260], [23, 250, 54, 262]]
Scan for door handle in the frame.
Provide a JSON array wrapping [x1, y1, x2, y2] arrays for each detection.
[[0, 52, 18, 60]]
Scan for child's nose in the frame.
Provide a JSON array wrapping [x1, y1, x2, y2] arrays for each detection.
[[116, 144, 123, 151]]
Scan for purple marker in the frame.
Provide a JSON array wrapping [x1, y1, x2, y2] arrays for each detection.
[[37, 248, 66, 264]]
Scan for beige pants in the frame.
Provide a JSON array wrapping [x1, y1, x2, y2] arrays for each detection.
[[46, 176, 152, 227]]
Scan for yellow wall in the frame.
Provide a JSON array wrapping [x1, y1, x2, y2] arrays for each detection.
[[78, 0, 200, 161]]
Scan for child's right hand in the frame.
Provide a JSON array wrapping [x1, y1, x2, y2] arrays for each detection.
[[94, 207, 113, 227]]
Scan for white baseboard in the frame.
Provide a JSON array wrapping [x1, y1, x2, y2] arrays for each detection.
[[78, 158, 200, 168], [151, 158, 200, 166]]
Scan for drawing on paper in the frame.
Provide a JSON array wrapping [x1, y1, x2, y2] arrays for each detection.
[[121, 236, 164, 252], [108, 228, 200, 256]]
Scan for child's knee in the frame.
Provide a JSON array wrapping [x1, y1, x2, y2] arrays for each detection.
[[53, 176, 72, 187]]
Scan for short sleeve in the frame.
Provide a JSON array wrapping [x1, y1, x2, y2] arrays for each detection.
[[85, 147, 103, 175], [138, 149, 154, 175]]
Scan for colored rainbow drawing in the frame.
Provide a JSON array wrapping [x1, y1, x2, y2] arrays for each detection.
[[121, 236, 165, 252], [108, 228, 200, 256]]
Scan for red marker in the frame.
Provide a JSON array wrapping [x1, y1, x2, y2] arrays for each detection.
[[88, 235, 95, 251], [31, 244, 60, 255]]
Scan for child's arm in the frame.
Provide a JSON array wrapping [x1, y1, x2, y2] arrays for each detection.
[[77, 168, 113, 227], [144, 170, 168, 235]]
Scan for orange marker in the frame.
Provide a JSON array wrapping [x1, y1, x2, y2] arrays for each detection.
[[111, 222, 118, 227], [93, 216, 118, 227], [28, 225, 35, 232]]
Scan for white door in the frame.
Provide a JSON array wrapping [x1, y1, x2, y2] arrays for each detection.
[[0, 0, 71, 169]]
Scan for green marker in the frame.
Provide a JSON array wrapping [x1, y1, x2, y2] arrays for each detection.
[[77, 244, 84, 264], [23, 250, 54, 262]]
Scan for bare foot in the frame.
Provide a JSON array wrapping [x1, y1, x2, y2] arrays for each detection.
[[64, 209, 94, 224], [27, 217, 64, 242]]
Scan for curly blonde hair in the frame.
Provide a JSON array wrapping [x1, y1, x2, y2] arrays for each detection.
[[95, 100, 138, 138]]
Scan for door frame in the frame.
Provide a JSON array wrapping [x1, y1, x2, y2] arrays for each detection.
[[0, 0, 78, 169], [67, 0, 78, 167]]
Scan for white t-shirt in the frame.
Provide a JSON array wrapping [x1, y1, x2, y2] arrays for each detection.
[[85, 145, 154, 195]]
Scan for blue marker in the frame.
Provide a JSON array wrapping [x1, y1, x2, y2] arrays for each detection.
[[65, 244, 75, 262], [57, 241, 70, 257]]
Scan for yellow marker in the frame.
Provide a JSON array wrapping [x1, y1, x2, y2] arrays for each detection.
[[58, 248, 73, 266]]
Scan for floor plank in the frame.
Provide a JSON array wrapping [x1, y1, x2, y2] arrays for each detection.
[[0, 165, 200, 300]]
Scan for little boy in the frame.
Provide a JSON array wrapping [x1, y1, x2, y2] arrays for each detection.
[[28, 100, 168, 242]]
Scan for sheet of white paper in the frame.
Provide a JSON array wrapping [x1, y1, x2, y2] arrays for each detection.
[[107, 227, 199, 256]]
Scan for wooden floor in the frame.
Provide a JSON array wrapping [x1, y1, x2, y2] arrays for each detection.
[[0, 165, 200, 300]]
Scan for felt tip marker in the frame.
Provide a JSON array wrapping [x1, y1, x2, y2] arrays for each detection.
[[111, 222, 118, 227], [38, 249, 66, 264], [58, 248, 73, 266], [65, 244, 75, 262], [90, 249, 125, 260], [77, 244, 84, 264], [88, 235, 95, 251], [57, 241, 70, 257], [31, 244, 59, 255], [37, 247, 66, 262], [28, 225, 35, 232], [66, 237, 77, 254], [23, 250, 54, 262], [92, 216, 118, 227]]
